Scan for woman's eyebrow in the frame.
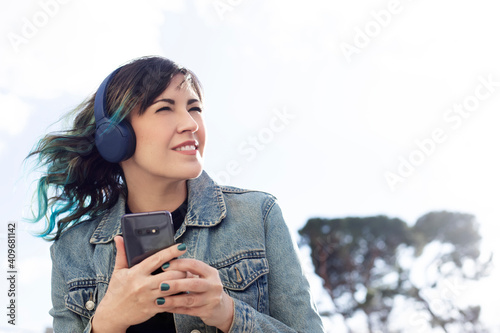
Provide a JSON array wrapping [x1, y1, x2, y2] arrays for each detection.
[[153, 98, 175, 105], [152, 98, 200, 105]]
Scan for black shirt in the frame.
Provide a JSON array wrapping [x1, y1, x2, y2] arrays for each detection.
[[125, 200, 188, 333]]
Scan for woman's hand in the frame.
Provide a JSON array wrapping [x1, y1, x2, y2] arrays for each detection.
[[91, 236, 188, 333], [156, 258, 235, 333]]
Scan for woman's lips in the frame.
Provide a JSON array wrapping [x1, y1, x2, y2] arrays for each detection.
[[172, 140, 198, 155]]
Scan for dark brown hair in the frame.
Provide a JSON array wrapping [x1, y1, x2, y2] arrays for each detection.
[[27, 56, 203, 240]]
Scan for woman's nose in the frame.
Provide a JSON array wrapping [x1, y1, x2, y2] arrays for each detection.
[[177, 110, 199, 133]]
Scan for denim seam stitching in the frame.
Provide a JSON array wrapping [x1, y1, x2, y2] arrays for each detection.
[[210, 250, 266, 268]]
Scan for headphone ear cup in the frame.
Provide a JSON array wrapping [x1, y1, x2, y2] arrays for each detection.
[[119, 119, 136, 160], [95, 119, 136, 163]]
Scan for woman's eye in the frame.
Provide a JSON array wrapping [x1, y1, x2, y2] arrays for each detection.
[[156, 107, 172, 112], [189, 107, 202, 113]]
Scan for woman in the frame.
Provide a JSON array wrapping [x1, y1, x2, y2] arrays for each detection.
[[28, 56, 324, 332]]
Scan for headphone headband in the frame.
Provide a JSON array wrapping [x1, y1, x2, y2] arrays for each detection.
[[94, 67, 122, 124]]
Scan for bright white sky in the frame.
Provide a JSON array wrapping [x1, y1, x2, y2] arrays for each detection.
[[1, 0, 499, 332]]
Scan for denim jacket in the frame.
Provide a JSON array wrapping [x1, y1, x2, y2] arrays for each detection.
[[49, 171, 325, 332]]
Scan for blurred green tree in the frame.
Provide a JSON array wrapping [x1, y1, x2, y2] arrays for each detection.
[[299, 212, 492, 333]]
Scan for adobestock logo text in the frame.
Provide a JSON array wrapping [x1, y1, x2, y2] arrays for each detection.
[[213, 0, 245, 20], [385, 74, 499, 191], [8, 0, 71, 53], [213, 106, 295, 184], [340, 0, 417, 63]]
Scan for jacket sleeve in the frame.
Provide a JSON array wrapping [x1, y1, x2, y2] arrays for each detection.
[[228, 199, 325, 332], [49, 242, 93, 333]]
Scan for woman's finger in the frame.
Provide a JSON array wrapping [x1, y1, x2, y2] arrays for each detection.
[[137, 243, 188, 274], [156, 289, 208, 309], [164, 258, 212, 278], [158, 275, 209, 296], [113, 236, 129, 271], [145, 270, 190, 291]]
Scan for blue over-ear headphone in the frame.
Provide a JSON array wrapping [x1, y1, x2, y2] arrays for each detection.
[[94, 68, 136, 163]]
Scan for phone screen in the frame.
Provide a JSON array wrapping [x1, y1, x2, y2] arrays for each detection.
[[121, 211, 175, 267]]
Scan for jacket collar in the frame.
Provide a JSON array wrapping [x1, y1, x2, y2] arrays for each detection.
[[90, 171, 227, 244]]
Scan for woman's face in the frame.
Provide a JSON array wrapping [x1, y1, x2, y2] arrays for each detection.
[[121, 74, 206, 184]]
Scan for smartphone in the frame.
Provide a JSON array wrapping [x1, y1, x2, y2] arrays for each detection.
[[121, 211, 175, 268]]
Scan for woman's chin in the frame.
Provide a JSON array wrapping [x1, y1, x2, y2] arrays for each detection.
[[187, 167, 204, 180], [179, 163, 204, 180]]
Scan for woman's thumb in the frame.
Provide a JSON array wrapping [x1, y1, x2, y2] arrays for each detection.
[[113, 236, 129, 270]]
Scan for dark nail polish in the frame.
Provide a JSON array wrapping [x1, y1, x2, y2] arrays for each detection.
[[177, 243, 187, 251], [156, 297, 165, 305], [162, 263, 170, 270], [161, 283, 170, 291]]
